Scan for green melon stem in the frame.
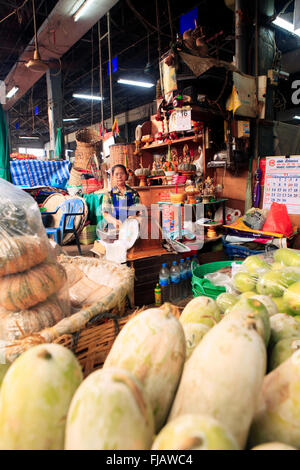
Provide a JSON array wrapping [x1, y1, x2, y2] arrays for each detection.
[[37, 350, 52, 360], [176, 435, 204, 450]]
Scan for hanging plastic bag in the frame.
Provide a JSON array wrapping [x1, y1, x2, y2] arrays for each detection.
[[262, 202, 293, 237]]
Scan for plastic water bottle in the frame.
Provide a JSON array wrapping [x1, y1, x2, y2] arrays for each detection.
[[192, 255, 199, 265], [159, 263, 170, 303], [170, 261, 181, 303], [185, 257, 193, 296], [179, 259, 188, 298]]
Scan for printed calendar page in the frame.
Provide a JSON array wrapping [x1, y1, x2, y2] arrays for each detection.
[[263, 156, 300, 214]]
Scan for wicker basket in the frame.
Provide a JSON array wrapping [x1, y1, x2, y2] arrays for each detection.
[[54, 311, 136, 377], [75, 129, 102, 170], [55, 303, 181, 377], [68, 167, 85, 186], [3, 256, 136, 366], [76, 128, 101, 147], [109, 144, 138, 171]]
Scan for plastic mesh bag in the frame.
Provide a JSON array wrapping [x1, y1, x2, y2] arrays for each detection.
[[0, 179, 70, 354]]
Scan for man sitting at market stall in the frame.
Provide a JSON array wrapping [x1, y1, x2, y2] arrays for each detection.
[[102, 164, 141, 230]]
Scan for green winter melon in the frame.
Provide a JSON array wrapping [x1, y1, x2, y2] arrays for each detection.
[[104, 304, 186, 432], [182, 323, 210, 361], [180, 297, 221, 328], [216, 293, 238, 314], [152, 414, 239, 450], [283, 282, 300, 315], [274, 248, 300, 267], [269, 337, 300, 371], [242, 255, 270, 275], [233, 272, 257, 293], [256, 271, 287, 297], [65, 368, 154, 450], [0, 344, 83, 450], [269, 313, 300, 349]]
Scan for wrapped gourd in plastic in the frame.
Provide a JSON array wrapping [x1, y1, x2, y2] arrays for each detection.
[[0, 179, 70, 355]]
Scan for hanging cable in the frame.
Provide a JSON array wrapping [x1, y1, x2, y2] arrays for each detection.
[[125, 0, 170, 37], [167, 0, 174, 42], [0, 0, 29, 25], [32, 0, 38, 54], [91, 27, 94, 126], [98, 20, 104, 128], [155, 0, 161, 60]]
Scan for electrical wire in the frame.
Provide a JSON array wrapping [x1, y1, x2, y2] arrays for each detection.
[[125, 0, 171, 38], [0, 0, 29, 25], [31, 0, 38, 53], [91, 26, 94, 126], [277, 0, 294, 17]]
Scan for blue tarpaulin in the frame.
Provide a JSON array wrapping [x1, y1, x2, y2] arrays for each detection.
[[10, 159, 71, 188]]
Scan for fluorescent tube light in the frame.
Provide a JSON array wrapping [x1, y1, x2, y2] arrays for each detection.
[[73, 0, 95, 22], [117, 78, 154, 88], [73, 93, 103, 101], [19, 136, 40, 140], [273, 16, 300, 37], [63, 118, 80, 122], [6, 86, 19, 99], [294, 116, 300, 120]]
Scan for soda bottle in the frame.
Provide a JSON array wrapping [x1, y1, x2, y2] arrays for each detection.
[[179, 259, 188, 298], [159, 263, 170, 303], [170, 261, 181, 303], [154, 283, 162, 306], [185, 257, 193, 296]]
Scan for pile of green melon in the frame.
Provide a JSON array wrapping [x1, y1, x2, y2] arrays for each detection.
[[231, 249, 300, 319], [3, 266, 300, 450]]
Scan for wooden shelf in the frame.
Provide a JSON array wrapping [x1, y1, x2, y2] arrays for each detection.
[[141, 135, 198, 151]]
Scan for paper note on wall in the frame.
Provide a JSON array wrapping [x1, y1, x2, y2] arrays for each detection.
[[169, 109, 192, 132]]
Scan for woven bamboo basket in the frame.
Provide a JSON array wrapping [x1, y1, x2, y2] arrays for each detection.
[[54, 303, 181, 377], [3, 256, 136, 366], [54, 310, 137, 377], [75, 129, 102, 170], [109, 144, 138, 172], [3, 306, 180, 377]]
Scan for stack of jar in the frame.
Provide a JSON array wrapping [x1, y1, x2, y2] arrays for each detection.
[[155, 256, 199, 304]]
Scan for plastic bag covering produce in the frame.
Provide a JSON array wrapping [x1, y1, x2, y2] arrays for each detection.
[[243, 208, 268, 231], [262, 202, 293, 237], [0, 179, 70, 357]]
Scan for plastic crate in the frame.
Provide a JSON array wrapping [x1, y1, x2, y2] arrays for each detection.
[[192, 260, 242, 300], [222, 237, 265, 260]]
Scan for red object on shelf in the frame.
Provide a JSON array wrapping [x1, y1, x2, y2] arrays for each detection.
[[259, 158, 266, 186]]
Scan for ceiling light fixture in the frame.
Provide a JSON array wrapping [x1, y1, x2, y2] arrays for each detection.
[[63, 118, 80, 122], [73, 93, 103, 100], [19, 136, 40, 140], [6, 86, 19, 99], [117, 78, 154, 88], [73, 0, 95, 22], [272, 16, 300, 37]]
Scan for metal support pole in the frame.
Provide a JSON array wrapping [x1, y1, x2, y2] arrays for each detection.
[[107, 11, 113, 128], [46, 67, 63, 157], [235, 0, 248, 73]]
